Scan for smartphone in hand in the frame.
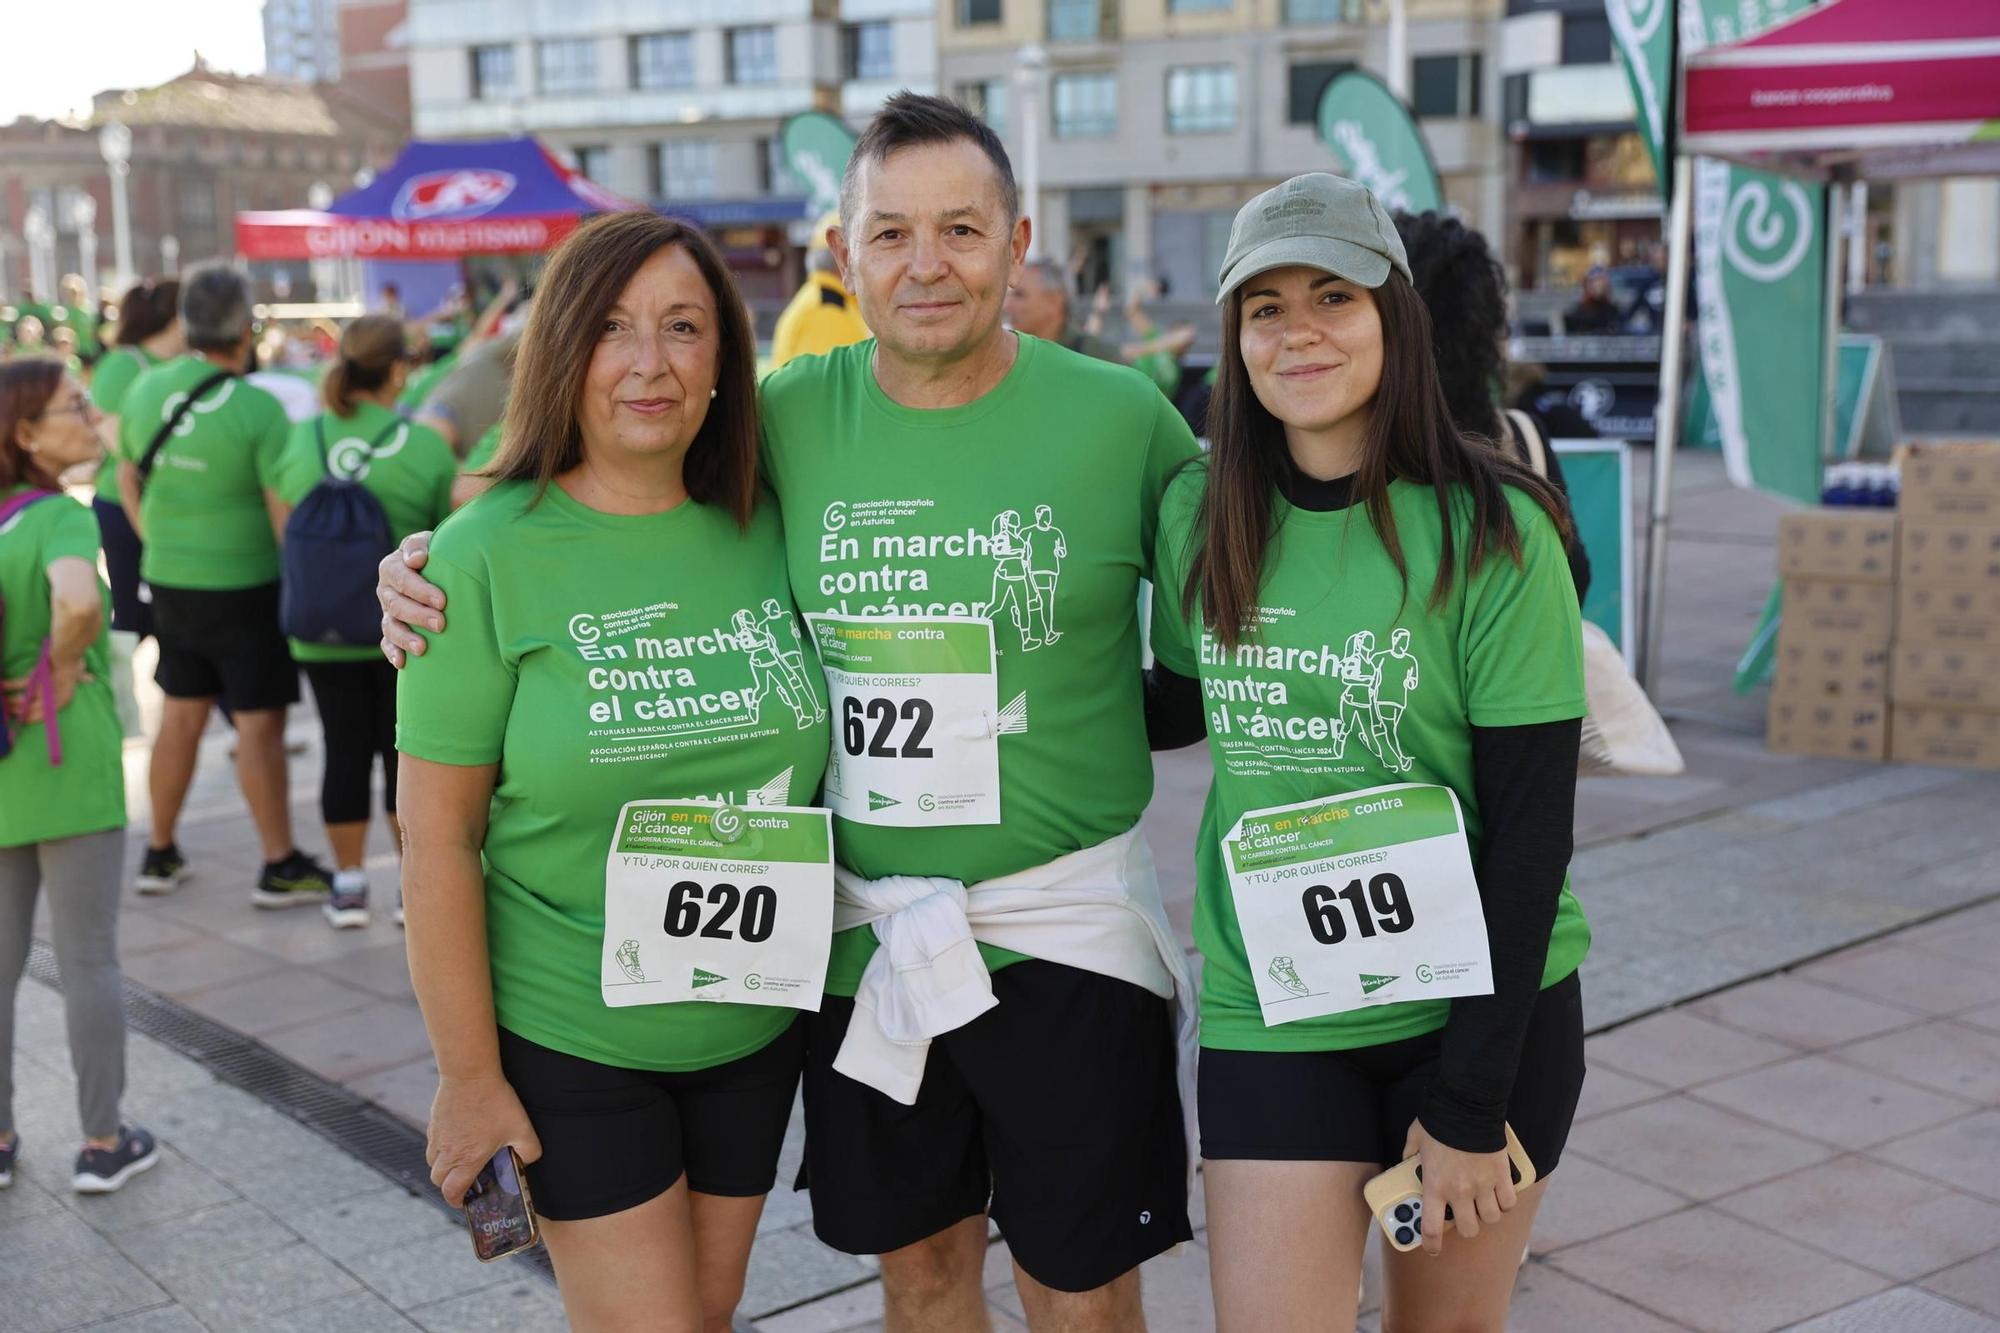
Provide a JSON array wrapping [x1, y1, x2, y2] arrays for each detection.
[[464, 1146, 540, 1263]]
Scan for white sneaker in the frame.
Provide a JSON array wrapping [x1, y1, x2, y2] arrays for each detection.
[[323, 870, 370, 929]]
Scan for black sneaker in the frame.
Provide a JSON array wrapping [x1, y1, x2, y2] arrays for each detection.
[[73, 1126, 158, 1194], [253, 851, 334, 909], [0, 1133, 17, 1188], [323, 871, 370, 930], [135, 844, 188, 896]]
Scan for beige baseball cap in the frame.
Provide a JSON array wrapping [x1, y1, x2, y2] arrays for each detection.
[[1215, 173, 1412, 303]]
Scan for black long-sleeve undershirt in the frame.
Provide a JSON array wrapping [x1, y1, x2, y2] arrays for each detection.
[[1144, 460, 1582, 1152]]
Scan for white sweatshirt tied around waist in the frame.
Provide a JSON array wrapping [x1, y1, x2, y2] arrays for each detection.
[[831, 826, 1199, 1186]]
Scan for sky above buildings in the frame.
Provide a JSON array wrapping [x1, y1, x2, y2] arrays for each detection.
[[0, 0, 266, 125]]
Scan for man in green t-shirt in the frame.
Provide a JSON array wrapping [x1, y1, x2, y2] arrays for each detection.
[[115, 263, 333, 908]]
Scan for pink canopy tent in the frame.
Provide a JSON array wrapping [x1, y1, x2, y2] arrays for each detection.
[[1681, 0, 2000, 177]]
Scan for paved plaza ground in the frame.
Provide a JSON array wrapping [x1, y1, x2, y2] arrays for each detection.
[[7, 449, 1998, 1331]]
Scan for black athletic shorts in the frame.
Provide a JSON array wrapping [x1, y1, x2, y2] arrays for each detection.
[[1198, 970, 1586, 1175], [91, 497, 151, 638], [802, 959, 1191, 1293], [497, 1019, 805, 1222], [149, 581, 298, 711]]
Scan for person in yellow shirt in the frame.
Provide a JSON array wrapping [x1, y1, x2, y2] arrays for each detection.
[[771, 213, 869, 368]]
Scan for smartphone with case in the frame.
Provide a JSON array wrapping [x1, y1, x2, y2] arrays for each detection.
[[1363, 1124, 1536, 1254], [464, 1146, 540, 1263]]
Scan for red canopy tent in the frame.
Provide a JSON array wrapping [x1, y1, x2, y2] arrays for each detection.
[[235, 136, 641, 261]]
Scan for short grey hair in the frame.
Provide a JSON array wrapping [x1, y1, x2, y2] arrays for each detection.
[[179, 262, 254, 354]]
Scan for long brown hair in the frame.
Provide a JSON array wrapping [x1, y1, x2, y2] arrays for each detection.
[[112, 278, 181, 349], [321, 314, 407, 417], [0, 358, 66, 492], [490, 212, 760, 529], [1185, 271, 1570, 650]]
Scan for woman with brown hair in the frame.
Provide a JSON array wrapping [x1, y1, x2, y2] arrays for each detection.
[[0, 360, 158, 1195], [1147, 175, 1591, 1331], [275, 315, 457, 931], [88, 277, 183, 639], [394, 212, 830, 1330]]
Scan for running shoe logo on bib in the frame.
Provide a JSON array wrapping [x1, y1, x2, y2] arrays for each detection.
[[615, 939, 645, 982], [1267, 955, 1310, 997]]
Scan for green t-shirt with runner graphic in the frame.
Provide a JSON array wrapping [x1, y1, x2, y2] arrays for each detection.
[[275, 403, 459, 663], [760, 333, 1200, 995], [89, 345, 158, 502], [1150, 463, 1591, 1053], [396, 481, 831, 1073], [116, 356, 291, 591], [0, 488, 123, 846]]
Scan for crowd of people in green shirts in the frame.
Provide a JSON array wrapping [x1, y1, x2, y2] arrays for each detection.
[[5, 91, 1596, 1333]]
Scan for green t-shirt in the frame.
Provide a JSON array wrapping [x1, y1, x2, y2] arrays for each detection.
[[463, 423, 502, 473], [760, 334, 1199, 994], [0, 488, 123, 846], [398, 350, 459, 412], [1150, 465, 1591, 1053], [88, 345, 156, 502], [117, 357, 291, 591], [395, 480, 832, 1072], [275, 404, 459, 662]]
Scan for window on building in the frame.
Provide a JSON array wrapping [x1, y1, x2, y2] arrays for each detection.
[[655, 140, 718, 200], [177, 179, 216, 228], [1287, 59, 1355, 124], [1052, 72, 1117, 138], [760, 137, 805, 195], [572, 145, 611, 183], [956, 78, 1010, 136], [470, 44, 517, 100], [1168, 0, 1233, 10], [537, 38, 597, 94], [727, 27, 778, 85], [1526, 138, 1586, 184], [1166, 65, 1237, 133], [1413, 53, 1481, 118], [1562, 13, 1613, 64], [631, 32, 695, 90], [1283, 0, 1352, 24], [1049, 0, 1116, 41], [843, 22, 895, 81], [958, 0, 1002, 24]]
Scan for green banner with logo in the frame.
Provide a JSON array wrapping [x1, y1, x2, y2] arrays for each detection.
[[1314, 72, 1442, 215], [780, 111, 859, 215], [1605, 0, 1674, 186]]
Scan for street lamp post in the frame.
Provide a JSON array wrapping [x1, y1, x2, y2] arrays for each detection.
[[1013, 43, 1048, 259], [23, 205, 55, 302], [71, 195, 100, 301], [98, 122, 135, 288]]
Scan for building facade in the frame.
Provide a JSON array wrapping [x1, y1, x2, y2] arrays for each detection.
[[404, 0, 936, 303], [937, 0, 1508, 303], [338, 0, 415, 127], [265, 0, 345, 84]]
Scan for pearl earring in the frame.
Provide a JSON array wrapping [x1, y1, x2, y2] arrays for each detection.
[[709, 389, 718, 399]]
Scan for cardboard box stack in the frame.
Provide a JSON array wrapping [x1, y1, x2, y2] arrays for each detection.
[[1769, 509, 1897, 760], [1890, 445, 2000, 769]]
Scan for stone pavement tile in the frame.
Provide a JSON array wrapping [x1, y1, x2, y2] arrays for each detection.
[[217, 912, 403, 967], [174, 967, 380, 1038], [348, 1057, 440, 1129], [1900, 911, 2000, 969], [152, 1239, 364, 1332], [0, 1170, 67, 1222], [1836, 1020, 2000, 1105], [1693, 1053, 1975, 1151], [262, 1290, 425, 1332], [1873, 1112, 2000, 1205], [120, 935, 288, 997], [214, 1132, 397, 1211], [753, 1280, 884, 1333], [258, 997, 435, 1082], [1926, 1252, 2000, 1320], [0, 1201, 123, 1264], [1502, 1261, 1684, 1332], [1800, 943, 2000, 1018], [109, 1198, 302, 1279], [88, 1308, 209, 1332], [405, 1279, 572, 1333], [1690, 973, 1924, 1050], [1961, 1004, 2000, 1037], [1526, 1154, 1688, 1253], [63, 1145, 245, 1230], [113, 910, 204, 957], [343, 1223, 520, 1309], [125, 1031, 232, 1098], [0, 1252, 172, 1333], [739, 1223, 878, 1319], [1568, 1096, 1834, 1201], [1785, 1287, 2000, 1332], [279, 1183, 457, 1263], [1714, 1155, 2000, 1281], [1547, 1207, 1887, 1333], [1585, 1011, 1797, 1089], [317, 940, 418, 1001], [1137, 1238, 1216, 1333]]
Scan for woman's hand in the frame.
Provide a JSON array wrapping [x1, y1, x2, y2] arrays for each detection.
[[1404, 1118, 1518, 1256], [2, 664, 91, 727], [426, 1072, 542, 1209], [378, 530, 444, 668]]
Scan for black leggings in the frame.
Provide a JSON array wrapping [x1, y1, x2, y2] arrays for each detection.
[[301, 659, 398, 825]]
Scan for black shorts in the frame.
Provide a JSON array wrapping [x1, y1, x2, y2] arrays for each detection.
[[91, 497, 151, 638], [1198, 970, 1586, 1176], [802, 960, 1191, 1293], [150, 581, 298, 711], [497, 1020, 804, 1222]]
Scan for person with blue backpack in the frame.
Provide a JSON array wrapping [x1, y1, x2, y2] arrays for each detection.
[[277, 316, 457, 929], [0, 359, 159, 1195]]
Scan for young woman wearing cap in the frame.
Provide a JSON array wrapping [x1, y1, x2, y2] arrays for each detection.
[[1146, 174, 1590, 1331]]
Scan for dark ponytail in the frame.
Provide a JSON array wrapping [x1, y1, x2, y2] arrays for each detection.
[[321, 314, 408, 418]]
